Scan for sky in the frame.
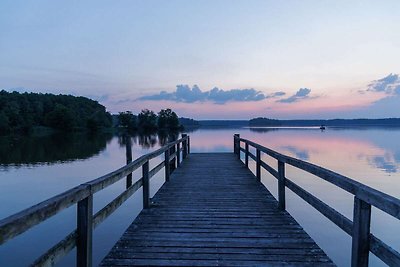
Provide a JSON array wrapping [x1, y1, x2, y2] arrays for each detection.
[[1, 0, 400, 119]]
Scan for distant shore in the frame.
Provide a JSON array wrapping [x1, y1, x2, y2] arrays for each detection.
[[180, 118, 400, 129]]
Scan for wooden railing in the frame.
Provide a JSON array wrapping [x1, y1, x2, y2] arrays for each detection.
[[234, 134, 400, 267], [0, 134, 190, 267]]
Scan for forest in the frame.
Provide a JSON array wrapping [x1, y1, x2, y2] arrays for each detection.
[[117, 108, 182, 132], [0, 91, 188, 135], [0, 91, 113, 135]]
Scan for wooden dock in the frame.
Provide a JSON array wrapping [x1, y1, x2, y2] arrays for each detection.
[[100, 153, 333, 266]]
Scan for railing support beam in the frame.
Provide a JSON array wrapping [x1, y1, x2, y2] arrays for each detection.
[[352, 196, 371, 267], [182, 134, 188, 159], [125, 135, 132, 188], [245, 142, 249, 168], [169, 136, 176, 173], [177, 142, 181, 167], [77, 194, 93, 267], [164, 150, 170, 182], [142, 161, 150, 209], [278, 160, 286, 210], [256, 149, 261, 182], [234, 134, 240, 158]]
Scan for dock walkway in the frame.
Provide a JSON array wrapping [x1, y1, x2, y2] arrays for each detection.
[[100, 153, 333, 266]]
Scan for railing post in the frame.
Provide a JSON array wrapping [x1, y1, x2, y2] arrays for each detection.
[[245, 142, 249, 168], [142, 160, 150, 209], [233, 134, 237, 155], [256, 148, 261, 182], [182, 134, 188, 159], [125, 135, 132, 188], [187, 136, 190, 154], [278, 160, 286, 210], [165, 149, 170, 182], [77, 193, 93, 267], [177, 142, 181, 168], [351, 196, 371, 267], [234, 134, 240, 158], [169, 136, 176, 173]]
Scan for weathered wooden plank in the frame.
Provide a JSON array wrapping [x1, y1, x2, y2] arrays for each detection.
[[0, 184, 90, 245], [261, 160, 279, 178], [93, 178, 143, 228], [31, 230, 77, 266], [149, 161, 165, 179], [370, 234, 400, 266], [285, 178, 353, 235]]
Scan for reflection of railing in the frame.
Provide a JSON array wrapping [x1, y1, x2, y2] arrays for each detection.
[[0, 134, 190, 267], [234, 134, 400, 267]]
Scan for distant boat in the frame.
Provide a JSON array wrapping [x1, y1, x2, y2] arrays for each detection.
[[320, 125, 326, 130]]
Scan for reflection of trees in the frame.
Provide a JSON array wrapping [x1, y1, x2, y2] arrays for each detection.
[[248, 127, 278, 133], [117, 130, 181, 149], [137, 133, 158, 149], [157, 130, 179, 146], [0, 132, 112, 166]]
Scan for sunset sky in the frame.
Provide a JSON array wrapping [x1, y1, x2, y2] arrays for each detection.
[[1, 1, 400, 119]]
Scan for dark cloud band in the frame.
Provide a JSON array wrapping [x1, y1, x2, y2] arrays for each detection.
[[138, 85, 284, 104]]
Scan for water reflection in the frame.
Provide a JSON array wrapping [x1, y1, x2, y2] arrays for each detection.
[[281, 146, 310, 160], [367, 154, 399, 173], [1, 127, 400, 267], [0, 132, 112, 168], [117, 130, 180, 149]]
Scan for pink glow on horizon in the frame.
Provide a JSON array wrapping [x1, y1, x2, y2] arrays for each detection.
[[103, 89, 384, 119]]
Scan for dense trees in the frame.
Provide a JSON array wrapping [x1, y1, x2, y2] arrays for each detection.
[[117, 108, 182, 132], [157, 109, 179, 129], [0, 90, 112, 134], [0, 90, 184, 135], [117, 111, 137, 130], [138, 109, 158, 130]]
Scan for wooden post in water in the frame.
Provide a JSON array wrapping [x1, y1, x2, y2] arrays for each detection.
[[182, 134, 188, 159], [125, 135, 132, 188], [165, 150, 170, 182], [256, 148, 261, 181], [278, 160, 286, 210], [245, 142, 249, 168], [142, 161, 150, 209], [176, 142, 181, 168], [77, 194, 93, 267], [351, 196, 371, 267]]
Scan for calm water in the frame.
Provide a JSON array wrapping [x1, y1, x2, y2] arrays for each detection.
[[1, 127, 400, 266]]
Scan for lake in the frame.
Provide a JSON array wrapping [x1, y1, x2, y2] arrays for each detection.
[[1, 127, 400, 266]]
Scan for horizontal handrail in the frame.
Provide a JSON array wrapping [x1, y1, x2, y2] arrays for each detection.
[[0, 134, 190, 267], [237, 136, 400, 219], [234, 134, 400, 267], [0, 185, 91, 245]]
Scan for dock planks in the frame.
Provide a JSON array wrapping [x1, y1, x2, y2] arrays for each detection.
[[100, 153, 334, 266]]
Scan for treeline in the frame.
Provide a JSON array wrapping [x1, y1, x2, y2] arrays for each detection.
[[249, 117, 400, 126], [0, 91, 112, 135], [117, 108, 182, 131]]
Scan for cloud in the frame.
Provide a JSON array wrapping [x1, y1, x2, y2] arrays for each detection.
[[138, 85, 282, 104], [278, 88, 312, 103], [367, 73, 400, 94]]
